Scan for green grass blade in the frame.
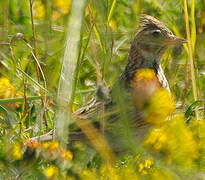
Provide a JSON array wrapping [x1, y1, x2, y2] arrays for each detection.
[[17, 67, 48, 92], [71, 24, 93, 105], [183, 0, 199, 120], [0, 96, 41, 103], [55, 0, 87, 146], [191, 0, 196, 51], [94, 25, 106, 53], [107, 0, 117, 23]]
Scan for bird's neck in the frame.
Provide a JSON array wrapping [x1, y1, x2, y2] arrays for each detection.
[[122, 42, 164, 83]]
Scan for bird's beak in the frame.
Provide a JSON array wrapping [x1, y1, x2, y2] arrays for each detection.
[[173, 36, 188, 44], [165, 36, 187, 46]]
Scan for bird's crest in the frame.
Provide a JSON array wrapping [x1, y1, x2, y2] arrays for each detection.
[[139, 15, 173, 36]]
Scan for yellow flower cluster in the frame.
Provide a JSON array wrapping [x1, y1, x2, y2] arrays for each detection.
[[52, 0, 72, 14], [80, 169, 98, 180], [0, 77, 21, 108], [100, 165, 119, 179], [151, 169, 178, 180], [0, 78, 16, 99], [44, 165, 59, 179], [109, 19, 117, 30], [33, 1, 45, 19], [138, 159, 154, 175], [61, 150, 73, 161], [81, 164, 139, 180], [146, 89, 176, 125], [43, 141, 59, 150], [145, 114, 198, 166], [12, 143, 23, 160], [42, 141, 73, 161], [145, 127, 167, 151], [33, 0, 72, 20]]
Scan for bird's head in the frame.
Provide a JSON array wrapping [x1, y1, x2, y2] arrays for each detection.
[[134, 15, 187, 59]]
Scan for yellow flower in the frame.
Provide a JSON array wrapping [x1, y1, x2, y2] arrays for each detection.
[[120, 165, 139, 179], [135, 69, 156, 81], [43, 141, 59, 151], [145, 128, 167, 151], [152, 169, 176, 180], [138, 159, 154, 175], [80, 169, 98, 180], [49, 141, 59, 150], [0, 77, 21, 108], [33, 1, 45, 19], [100, 165, 119, 180], [12, 143, 22, 160], [146, 89, 175, 125], [61, 150, 73, 161], [42, 142, 50, 149], [145, 114, 198, 166], [52, 0, 72, 14], [0, 78, 16, 99], [109, 19, 117, 30], [144, 159, 154, 168], [138, 163, 144, 172], [44, 165, 59, 178]]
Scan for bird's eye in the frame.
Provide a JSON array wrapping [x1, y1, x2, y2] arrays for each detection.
[[152, 30, 161, 37]]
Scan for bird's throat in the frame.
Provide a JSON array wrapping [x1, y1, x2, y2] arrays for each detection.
[[122, 43, 163, 84]]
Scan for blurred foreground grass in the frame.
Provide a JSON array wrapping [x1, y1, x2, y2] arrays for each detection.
[[0, 0, 205, 179]]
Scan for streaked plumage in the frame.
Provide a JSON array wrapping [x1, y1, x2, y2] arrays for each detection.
[[70, 15, 187, 148]]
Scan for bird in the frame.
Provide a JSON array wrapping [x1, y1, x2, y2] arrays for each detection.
[[69, 15, 187, 152]]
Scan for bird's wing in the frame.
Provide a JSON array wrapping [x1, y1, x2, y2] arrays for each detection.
[[156, 65, 170, 92], [72, 97, 103, 119]]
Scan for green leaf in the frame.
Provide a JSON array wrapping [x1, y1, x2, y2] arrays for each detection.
[[185, 100, 200, 118], [17, 67, 48, 92]]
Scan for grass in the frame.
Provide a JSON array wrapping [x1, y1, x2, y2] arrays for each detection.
[[183, 0, 199, 120], [0, 0, 204, 179], [55, 0, 87, 146]]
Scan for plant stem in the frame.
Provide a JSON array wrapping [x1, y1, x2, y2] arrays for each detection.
[[29, 0, 48, 130], [55, 0, 87, 147], [183, 0, 199, 120], [107, 0, 117, 24], [29, 0, 38, 61], [0, 96, 42, 103]]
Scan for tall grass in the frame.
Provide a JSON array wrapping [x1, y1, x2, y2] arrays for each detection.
[[107, 0, 117, 24], [55, 0, 87, 146], [0, 0, 205, 179], [29, 0, 48, 131], [183, 0, 199, 120]]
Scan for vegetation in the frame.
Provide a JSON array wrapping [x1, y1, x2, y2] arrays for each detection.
[[0, 0, 205, 179]]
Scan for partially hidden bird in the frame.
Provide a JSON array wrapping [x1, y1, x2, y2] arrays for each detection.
[[69, 15, 187, 151]]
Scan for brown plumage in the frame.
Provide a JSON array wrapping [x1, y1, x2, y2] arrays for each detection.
[[71, 15, 187, 145]]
